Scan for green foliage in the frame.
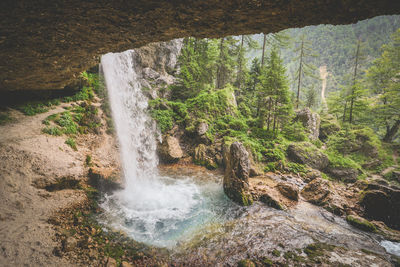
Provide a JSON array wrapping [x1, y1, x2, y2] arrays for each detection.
[[150, 109, 174, 133], [326, 151, 360, 169], [42, 126, 63, 136], [0, 112, 12, 125], [56, 112, 78, 134], [18, 102, 50, 116], [346, 215, 376, 232], [282, 121, 308, 142], [85, 155, 92, 167], [257, 48, 293, 134], [171, 37, 219, 100], [65, 137, 77, 150], [286, 162, 308, 174]]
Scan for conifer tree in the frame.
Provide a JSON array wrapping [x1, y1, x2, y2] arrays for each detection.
[[258, 48, 292, 135], [293, 35, 318, 109]]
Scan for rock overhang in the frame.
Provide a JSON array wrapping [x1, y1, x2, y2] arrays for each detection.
[[0, 0, 399, 91]]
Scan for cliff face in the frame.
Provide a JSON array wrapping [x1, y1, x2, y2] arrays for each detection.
[[1, 0, 399, 92], [132, 39, 183, 99]]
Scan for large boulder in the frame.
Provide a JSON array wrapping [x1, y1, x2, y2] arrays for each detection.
[[158, 135, 183, 163], [295, 108, 320, 141], [223, 142, 253, 206], [301, 178, 331, 205], [301, 178, 347, 215], [287, 142, 329, 170], [361, 182, 400, 230], [276, 182, 299, 201], [324, 165, 358, 183]]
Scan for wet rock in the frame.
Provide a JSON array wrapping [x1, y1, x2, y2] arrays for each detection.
[[295, 108, 320, 141], [62, 237, 77, 252], [301, 178, 331, 205], [346, 215, 376, 232], [88, 167, 122, 193], [325, 166, 358, 183], [361, 182, 400, 230], [223, 142, 253, 206], [301, 178, 349, 215], [287, 142, 329, 170], [276, 182, 299, 201], [304, 169, 322, 182], [259, 193, 285, 210], [194, 144, 218, 170], [158, 135, 183, 163]]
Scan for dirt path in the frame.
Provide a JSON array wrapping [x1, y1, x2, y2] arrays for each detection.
[[0, 103, 118, 266], [319, 65, 328, 110]]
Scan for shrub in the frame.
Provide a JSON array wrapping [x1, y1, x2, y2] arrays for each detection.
[[65, 137, 77, 150], [0, 112, 12, 125], [42, 126, 63, 136], [282, 121, 308, 142], [150, 109, 174, 133], [56, 112, 78, 134]]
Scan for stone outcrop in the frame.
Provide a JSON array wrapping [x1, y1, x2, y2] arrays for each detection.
[[301, 178, 349, 215], [193, 144, 218, 169], [223, 142, 253, 206], [325, 165, 358, 183], [287, 142, 329, 170], [276, 182, 299, 201], [1, 1, 399, 91], [361, 181, 400, 230], [295, 108, 320, 141], [134, 39, 183, 99], [158, 135, 183, 163]]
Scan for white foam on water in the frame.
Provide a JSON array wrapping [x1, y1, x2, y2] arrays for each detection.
[[380, 240, 400, 256]]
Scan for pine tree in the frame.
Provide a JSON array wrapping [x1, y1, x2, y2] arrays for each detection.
[[216, 37, 238, 89], [236, 35, 259, 93], [258, 48, 292, 135], [172, 37, 219, 100], [293, 35, 318, 109], [366, 28, 400, 142]]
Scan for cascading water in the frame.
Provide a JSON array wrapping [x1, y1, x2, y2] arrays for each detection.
[[99, 50, 233, 247]]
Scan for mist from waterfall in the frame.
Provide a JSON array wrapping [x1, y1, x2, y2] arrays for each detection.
[[99, 50, 231, 247]]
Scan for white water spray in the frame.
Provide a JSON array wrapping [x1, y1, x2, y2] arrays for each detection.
[[99, 50, 229, 247]]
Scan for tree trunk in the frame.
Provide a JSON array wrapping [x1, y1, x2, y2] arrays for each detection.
[[383, 120, 400, 143], [237, 35, 244, 91], [267, 97, 272, 131], [349, 39, 360, 124], [261, 34, 266, 67], [296, 38, 304, 109], [216, 38, 225, 89]]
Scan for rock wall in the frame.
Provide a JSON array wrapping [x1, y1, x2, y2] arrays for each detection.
[[1, 0, 399, 91]]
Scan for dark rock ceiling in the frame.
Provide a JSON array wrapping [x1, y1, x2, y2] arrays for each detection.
[[0, 0, 399, 91]]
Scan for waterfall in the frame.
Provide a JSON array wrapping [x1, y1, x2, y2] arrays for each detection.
[[99, 50, 217, 247]]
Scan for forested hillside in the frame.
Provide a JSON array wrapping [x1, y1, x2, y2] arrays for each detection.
[[250, 15, 400, 102]]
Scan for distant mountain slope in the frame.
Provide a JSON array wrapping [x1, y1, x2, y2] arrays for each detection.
[[248, 15, 400, 104]]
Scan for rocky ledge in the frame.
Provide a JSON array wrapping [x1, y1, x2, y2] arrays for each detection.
[[1, 0, 400, 91]]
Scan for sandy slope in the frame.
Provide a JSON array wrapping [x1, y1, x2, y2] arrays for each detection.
[[0, 104, 118, 266]]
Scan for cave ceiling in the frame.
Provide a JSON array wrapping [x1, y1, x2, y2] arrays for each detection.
[[0, 0, 399, 91]]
